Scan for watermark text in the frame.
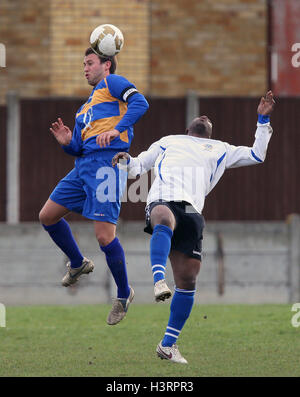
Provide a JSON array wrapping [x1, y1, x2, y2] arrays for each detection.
[[0, 303, 6, 327], [291, 43, 300, 68], [0, 43, 6, 68], [291, 303, 300, 328], [94, 165, 205, 208]]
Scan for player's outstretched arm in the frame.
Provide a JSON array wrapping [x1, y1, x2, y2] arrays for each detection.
[[50, 118, 72, 146], [257, 90, 275, 116], [224, 92, 275, 169], [112, 142, 163, 177]]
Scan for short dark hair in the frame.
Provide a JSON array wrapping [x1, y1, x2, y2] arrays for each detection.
[[85, 47, 117, 74], [187, 119, 207, 137]]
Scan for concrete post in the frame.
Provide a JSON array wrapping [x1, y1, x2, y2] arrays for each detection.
[[186, 90, 199, 128], [6, 91, 20, 224], [287, 214, 300, 303]]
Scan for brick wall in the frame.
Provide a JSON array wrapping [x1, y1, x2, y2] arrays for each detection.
[[0, 0, 51, 103], [49, 0, 150, 98], [0, 0, 150, 104], [0, 0, 267, 104], [150, 0, 267, 97]]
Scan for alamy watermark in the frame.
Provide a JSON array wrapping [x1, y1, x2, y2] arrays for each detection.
[[0, 303, 6, 327], [0, 43, 6, 68], [291, 303, 300, 328], [291, 43, 300, 68], [95, 164, 204, 211]]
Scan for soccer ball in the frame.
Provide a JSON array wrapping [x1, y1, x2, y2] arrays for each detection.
[[90, 24, 124, 57]]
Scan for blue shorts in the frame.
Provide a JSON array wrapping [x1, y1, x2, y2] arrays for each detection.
[[50, 151, 127, 223]]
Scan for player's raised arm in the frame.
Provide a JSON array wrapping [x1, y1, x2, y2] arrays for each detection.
[[224, 91, 275, 169], [257, 90, 275, 116]]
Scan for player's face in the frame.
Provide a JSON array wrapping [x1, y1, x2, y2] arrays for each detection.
[[83, 54, 110, 86]]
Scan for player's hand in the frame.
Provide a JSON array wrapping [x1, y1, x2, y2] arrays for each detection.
[[96, 129, 120, 148], [112, 152, 130, 167], [257, 91, 275, 115], [50, 118, 72, 146]]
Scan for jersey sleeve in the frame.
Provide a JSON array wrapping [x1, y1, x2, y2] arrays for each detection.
[[224, 123, 273, 169], [125, 140, 163, 177], [106, 74, 149, 132], [61, 123, 83, 157], [107, 74, 138, 101]]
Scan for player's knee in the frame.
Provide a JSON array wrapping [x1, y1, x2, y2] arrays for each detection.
[[157, 216, 174, 228], [151, 205, 175, 230], [175, 264, 200, 290], [39, 209, 57, 226], [177, 276, 197, 291], [96, 232, 114, 247], [38, 209, 48, 225], [151, 212, 175, 229]]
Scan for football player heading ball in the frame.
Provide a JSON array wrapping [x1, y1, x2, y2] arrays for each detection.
[[39, 24, 149, 326]]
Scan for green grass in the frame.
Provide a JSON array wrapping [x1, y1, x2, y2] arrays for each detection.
[[0, 304, 299, 377]]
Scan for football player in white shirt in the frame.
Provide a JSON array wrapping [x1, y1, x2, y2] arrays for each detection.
[[112, 91, 275, 364]]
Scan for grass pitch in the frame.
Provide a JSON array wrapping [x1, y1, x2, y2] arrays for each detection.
[[0, 303, 299, 377]]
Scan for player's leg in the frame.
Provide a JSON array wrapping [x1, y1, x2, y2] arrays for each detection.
[[149, 204, 175, 301], [39, 199, 85, 269], [170, 250, 201, 291], [39, 198, 70, 226], [95, 221, 134, 325], [156, 250, 200, 364], [96, 221, 131, 299], [39, 169, 95, 286], [83, 153, 133, 324]]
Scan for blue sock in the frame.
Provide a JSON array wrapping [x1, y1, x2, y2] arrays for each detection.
[[162, 288, 195, 347], [150, 224, 173, 284], [100, 237, 130, 299], [42, 219, 84, 268]]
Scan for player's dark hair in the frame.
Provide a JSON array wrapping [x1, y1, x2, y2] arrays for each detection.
[[85, 47, 117, 74], [187, 119, 208, 137]]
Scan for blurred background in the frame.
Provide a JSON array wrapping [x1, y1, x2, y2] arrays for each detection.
[[0, 0, 299, 305]]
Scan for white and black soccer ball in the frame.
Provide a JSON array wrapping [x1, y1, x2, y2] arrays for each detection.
[[90, 24, 124, 57]]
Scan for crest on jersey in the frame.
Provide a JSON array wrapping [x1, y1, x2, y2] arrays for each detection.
[[202, 144, 213, 151], [83, 106, 93, 132]]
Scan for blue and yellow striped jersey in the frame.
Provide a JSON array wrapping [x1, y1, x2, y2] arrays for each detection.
[[63, 74, 149, 156]]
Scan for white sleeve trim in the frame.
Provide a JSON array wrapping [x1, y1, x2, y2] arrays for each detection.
[[122, 87, 138, 102]]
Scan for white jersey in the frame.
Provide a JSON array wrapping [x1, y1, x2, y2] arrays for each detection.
[[126, 122, 273, 214]]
